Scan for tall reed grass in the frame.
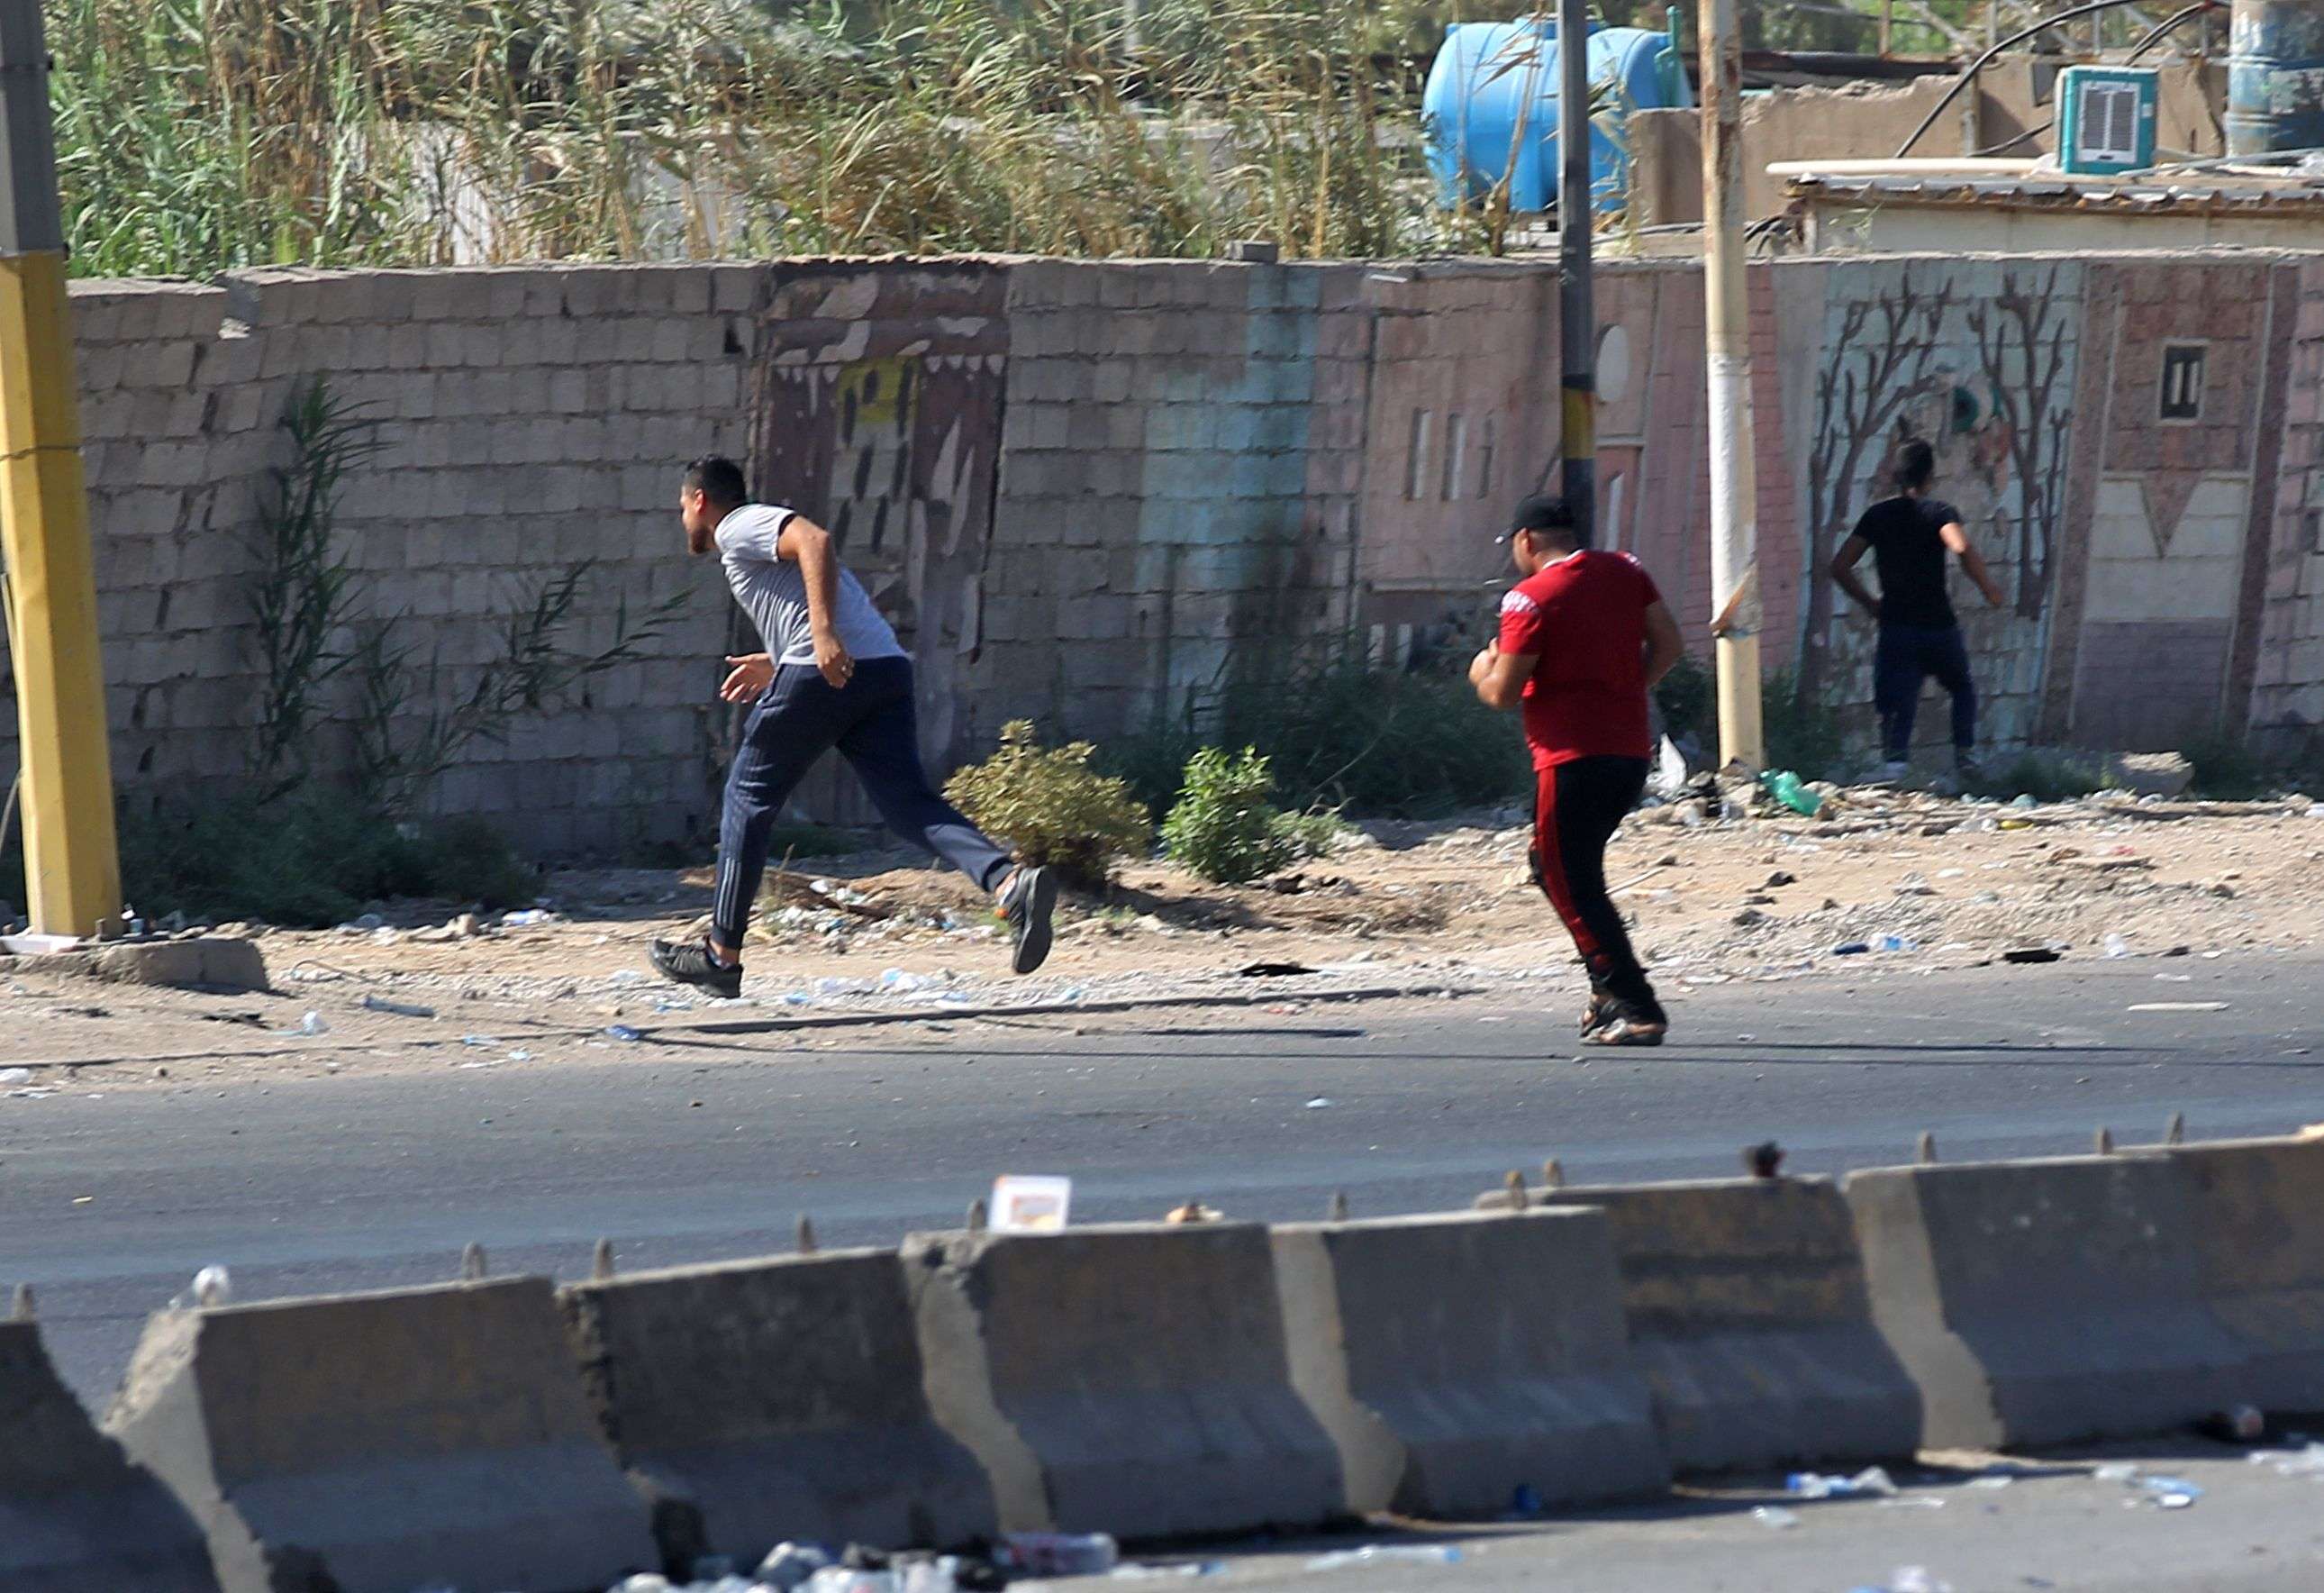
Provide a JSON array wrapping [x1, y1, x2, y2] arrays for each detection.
[[47, 0, 1495, 277]]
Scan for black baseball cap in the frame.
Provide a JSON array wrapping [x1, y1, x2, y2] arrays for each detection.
[[1495, 494, 1575, 544]]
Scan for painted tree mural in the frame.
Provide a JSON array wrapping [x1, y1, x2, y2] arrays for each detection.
[[1800, 271, 1952, 700], [1968, 268, 2074, 621]]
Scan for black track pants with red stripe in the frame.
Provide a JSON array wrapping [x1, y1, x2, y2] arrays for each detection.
[[1530, 754, 1665, 1024]]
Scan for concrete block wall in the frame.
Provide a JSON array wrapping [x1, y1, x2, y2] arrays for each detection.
[[12, 247, 2324, 869], [44, 264, 759, 854]]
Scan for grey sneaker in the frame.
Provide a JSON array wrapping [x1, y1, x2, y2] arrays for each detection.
[[650, 936, 742, 999], [996, 865, 1058, 975]]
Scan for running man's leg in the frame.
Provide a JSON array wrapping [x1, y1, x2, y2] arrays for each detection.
[[1928, 624, 1978, 756], [831, 658, 1012, 891], [1872, 624, 1924, 763], [711, 669, 848, 952], [1533, 755, 1664, 1025]]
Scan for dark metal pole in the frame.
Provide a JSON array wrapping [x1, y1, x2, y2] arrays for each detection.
[[1557, 0, 1595, 544]]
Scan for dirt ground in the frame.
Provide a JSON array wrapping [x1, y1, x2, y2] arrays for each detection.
[[5, 784, 2321, 1083]]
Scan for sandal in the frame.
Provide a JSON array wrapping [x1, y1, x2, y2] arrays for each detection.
[[1579, 992, 1619, 1038], [1584, 1017, 1667, 1047]]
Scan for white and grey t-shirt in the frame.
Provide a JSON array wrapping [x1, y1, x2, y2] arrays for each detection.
[[715, 504, 905, 668]]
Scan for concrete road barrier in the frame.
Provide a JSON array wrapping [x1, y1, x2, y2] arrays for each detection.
[[1520, 1178, 1921, 1473], [1272, 1207, 1667, 1516], [904, 1222, 1346, 1541], [106, 1278, 658, 1593], [562, 1249, 996, 1570], [1847, 1154, 2248, 1449], [2162, 1136, 2324, 1412], [1, 1318, 219, 1593]]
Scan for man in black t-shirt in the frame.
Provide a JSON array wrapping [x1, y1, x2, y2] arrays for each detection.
[[1828, 440, 2006, 778]]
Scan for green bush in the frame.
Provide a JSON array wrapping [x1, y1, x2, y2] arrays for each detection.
[[2182, 733, 2270, 799], [1106, 646, 1531, 821], [1764, 668, 1849, 781], [1163, 746, 1307, 885], [80, 791, 544, 927], [1653, 654, 1712, 745], [944, 721, 1153, 888], [1963, 749, 2117, 804]]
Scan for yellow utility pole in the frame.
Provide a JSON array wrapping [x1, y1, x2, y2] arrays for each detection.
[[0, 0, 120, 940]]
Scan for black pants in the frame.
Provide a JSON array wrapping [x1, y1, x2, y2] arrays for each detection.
[[1874, 622, 1976, 761], [713, 656, 1012, 947], [1531, 754, 1664, 1023]]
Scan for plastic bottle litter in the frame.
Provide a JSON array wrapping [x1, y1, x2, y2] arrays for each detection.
[[1785, 1467, 1896, 1500], [1303, 1545, 1465, 1571], [2103, 933, 2131, 959], [0, 1068, 29, 1087], [604, 1024, 644, 1042], [1305, 1097, 1334, 1109], [1003, 1532, 1121, 1577], [1875, 935, 1917, 953], [758, 1544, 834, 1590], [278, 1011, 330, 1037], [1750, 1506, 1801, 1530], [1763, 769, 1825, 816], [360, 995, 437, 1019]]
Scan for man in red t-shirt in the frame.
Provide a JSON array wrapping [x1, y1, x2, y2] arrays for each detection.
[[1470, 496, 1684, 1045]]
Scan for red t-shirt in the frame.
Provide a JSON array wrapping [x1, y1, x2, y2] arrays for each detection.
[[1496, 549, 1663, 769]]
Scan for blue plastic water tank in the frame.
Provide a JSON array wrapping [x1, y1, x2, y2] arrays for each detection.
[[1422, 17, 1691, 214]]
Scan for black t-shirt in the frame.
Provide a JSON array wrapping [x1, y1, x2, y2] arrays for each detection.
[[1850, 495, 1961, 629]]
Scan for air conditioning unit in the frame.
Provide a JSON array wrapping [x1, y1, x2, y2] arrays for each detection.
[[2056, 65, 2158, 176]]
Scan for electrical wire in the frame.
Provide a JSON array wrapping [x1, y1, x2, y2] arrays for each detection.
[[1895, 0, 2225, 159]]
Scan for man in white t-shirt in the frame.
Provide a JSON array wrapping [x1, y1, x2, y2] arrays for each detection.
[[649, 455, 1055, 998]]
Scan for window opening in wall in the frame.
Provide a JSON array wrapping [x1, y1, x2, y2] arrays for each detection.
[[1441, 414, 1467, 501], [2159, 343, 2206, 422], [1405, 409, 1432, 501], [1477, 418, 1497, 498]]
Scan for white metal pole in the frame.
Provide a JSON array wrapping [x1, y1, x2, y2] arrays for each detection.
[[1700, 0, 1764, 769]]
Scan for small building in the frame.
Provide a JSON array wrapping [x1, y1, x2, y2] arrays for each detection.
[[1775, 158, 2324, 252]]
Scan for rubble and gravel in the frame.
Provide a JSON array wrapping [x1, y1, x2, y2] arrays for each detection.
[[5, 785, 2319, 1077]]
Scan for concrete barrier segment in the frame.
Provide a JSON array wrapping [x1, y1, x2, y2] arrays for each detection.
[[1521, 1176, 1922, 1473], [1845, 1154, 2247, 1449], [561, 1248, 997, 1571], [0, 1317, 219, 1593], [1272, 1206, 1668, 1517], [902, 1221, 1347, 1542], [104, 1277, 658, 1593]]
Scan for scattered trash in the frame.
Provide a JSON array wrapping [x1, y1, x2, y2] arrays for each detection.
[[604, 1024, 644, 1042], [1109, 1562, 1221, 1580], [505, 1049, 532, 1062], [1164, 1200, 1224, 1224], [1763, 770, 1824, 816], [758, 1544, 834, 1591], [0, 1068, 28, 1087], [1303, 1545, 1465, 1571], [1750, 1506, 1800, 1530], [1965, 1474, 2015, 1490], [1875, 934, 1918, 952], [1240, 961, 1317, 978], [607, 969, 649, 988], [193, 1266, 231, 1306], [277, 1011, 331, 1037], [2103, 933, 2131, 959], [1003, 1532, 1121, 1577], [360, 995, 436, 1019], [2002, 947, 2062, 964], [2128, 1002, 2230, 1013], [502, 908, 556, 926], [460, 1034, 497, 1047], [1787, 1466, 1898, 1499], [2259, 1442, 2324, 1476], [1304, 1097, 1334, 1109], [991, 1175, 1073, 1233], [1833, 941, 1872, 956], [879, 968, 940, 994]]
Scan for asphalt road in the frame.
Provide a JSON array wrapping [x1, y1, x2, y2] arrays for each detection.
[[8, 952, 2324, 1422]]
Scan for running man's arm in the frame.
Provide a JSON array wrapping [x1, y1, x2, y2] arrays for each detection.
[[1939, 520, 2008, 609], [1828, 533, 1880, 615], [1470, 643, 1537, 711], [775, 514, 856, 687], [1641, 599, 1683, 690]]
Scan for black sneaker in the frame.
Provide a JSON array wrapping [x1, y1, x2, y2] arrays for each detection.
[[995, 865, 1058, 975], [650, 936, 743, 999]]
